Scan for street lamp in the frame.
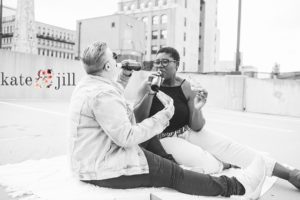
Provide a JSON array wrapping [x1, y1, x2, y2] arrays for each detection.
[[235, 0, 242, 72]]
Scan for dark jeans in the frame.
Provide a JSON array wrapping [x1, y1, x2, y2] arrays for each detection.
[[83, 148, 245, 197]]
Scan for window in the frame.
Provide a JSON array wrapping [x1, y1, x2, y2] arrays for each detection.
[[155, 0, 159, 6], [131, 4, 135, 10], [152, 30, 158, 39], [147, 1, 152, 8], [183, 32, 186, 41], [184, 17, 187, 27], [183, 47, 186, 56], [152, 16, 159, 25], [151, 45, 158, 54], [140, 3, 145, 8], [142, 17, 148, 24], [161, 14, 167, 24], [158, 0, 164, 6], [185, 0, 187, 8], [182, 62, 185, 71], [111, 22, 115, 28], [160, 45, 166, 49], [160, 30, 167, 39]]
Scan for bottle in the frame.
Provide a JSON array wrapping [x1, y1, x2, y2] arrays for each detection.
[[151, 75, 162, 92], [121, 60, 142, 71]]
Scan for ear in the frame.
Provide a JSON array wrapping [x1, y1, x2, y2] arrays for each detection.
[[104, 63, 112, 71], [176, 62, 179, 70]]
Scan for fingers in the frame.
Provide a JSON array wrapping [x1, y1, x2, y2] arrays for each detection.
[[147, 71, 162, 83], [192, 85, 208, 100], [156, 91, 173, 106], [156, 91, 174, 118]]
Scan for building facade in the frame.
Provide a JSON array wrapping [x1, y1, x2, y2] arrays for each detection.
[[76, 14, 145, 62], [117, 0, 219, 72], [1, 6, 75, 60]]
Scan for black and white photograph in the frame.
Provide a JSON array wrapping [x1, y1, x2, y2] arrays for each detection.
[[0, 0, 299, 199]]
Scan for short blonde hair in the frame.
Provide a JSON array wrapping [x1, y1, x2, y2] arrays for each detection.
[[81, 41, 108, 74]]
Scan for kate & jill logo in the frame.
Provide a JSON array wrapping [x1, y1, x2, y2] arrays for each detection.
[[0, 69, 76, 90]]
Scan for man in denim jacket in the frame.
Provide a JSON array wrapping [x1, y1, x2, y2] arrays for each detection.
[[69, 41, 267, 199]]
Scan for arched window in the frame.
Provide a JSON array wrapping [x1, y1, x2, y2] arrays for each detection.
[[152, 16, 159, 25], [161, 14, 167, 24]]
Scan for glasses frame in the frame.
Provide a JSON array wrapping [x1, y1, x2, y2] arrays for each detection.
[[153, 59, 178, 68]]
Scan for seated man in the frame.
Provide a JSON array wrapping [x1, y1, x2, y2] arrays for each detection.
[[68, 41, 266, 199]]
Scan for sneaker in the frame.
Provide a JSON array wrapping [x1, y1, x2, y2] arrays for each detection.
[[234, 156, 266, 200]]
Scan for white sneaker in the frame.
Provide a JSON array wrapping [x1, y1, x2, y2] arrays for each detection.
[[234, 156, 266, 200]]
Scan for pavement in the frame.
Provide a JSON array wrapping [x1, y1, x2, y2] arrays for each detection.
[[0, 100, 299, 199]]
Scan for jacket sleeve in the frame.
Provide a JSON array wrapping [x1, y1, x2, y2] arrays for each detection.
[[92, 90, 171, 147]]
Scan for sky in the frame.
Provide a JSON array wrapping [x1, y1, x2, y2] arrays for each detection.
[[3, 0, 300, 72]]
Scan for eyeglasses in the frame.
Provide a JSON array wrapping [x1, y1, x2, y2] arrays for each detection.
[[153, 59, 178, 67]]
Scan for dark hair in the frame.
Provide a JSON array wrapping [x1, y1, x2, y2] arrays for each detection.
[[157, 47, 180, 63]]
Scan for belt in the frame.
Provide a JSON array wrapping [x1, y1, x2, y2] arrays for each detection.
[[158, 125, 189, 139]]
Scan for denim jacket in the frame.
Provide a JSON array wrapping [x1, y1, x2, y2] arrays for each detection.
[[69, 73, 171, 180]]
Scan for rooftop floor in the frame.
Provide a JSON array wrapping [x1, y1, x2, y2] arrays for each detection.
[[0, 100, 299, 199]]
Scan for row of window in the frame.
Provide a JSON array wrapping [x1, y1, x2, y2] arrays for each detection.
[[150, 44, 167, 55], [2, 25, 14, 34], [37, 39, 74, 50], [38, 48, 74, 59], [141, 15, 167, 25], [37, 26, 74, 41], [0, 47, 12, 50], [151, 30, 167, 40], [1, 37, 13, 44], [123, 0, 168, 11]]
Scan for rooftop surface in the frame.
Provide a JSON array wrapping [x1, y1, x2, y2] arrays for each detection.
[[0, 100, 299, 199]]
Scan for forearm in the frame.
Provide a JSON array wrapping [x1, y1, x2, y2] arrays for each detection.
[[134, 93, 155, 123], [190, 109, 206, 131]]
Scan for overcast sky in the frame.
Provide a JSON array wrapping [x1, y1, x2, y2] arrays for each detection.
[[3, 0, 300, 72]]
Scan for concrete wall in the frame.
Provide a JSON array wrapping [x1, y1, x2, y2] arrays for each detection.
[[1, 51, 300, 117], [245, 78, 300, 117], [0, 50, 85, 100]]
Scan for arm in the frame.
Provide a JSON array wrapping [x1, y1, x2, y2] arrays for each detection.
[[92, 90, 173, 148], [182, 81, 206, 132], [133, 79, 156, 123]]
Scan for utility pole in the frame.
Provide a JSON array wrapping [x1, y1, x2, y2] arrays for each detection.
[[235, 0, 242, 72], [0, 0, 3, 49]]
